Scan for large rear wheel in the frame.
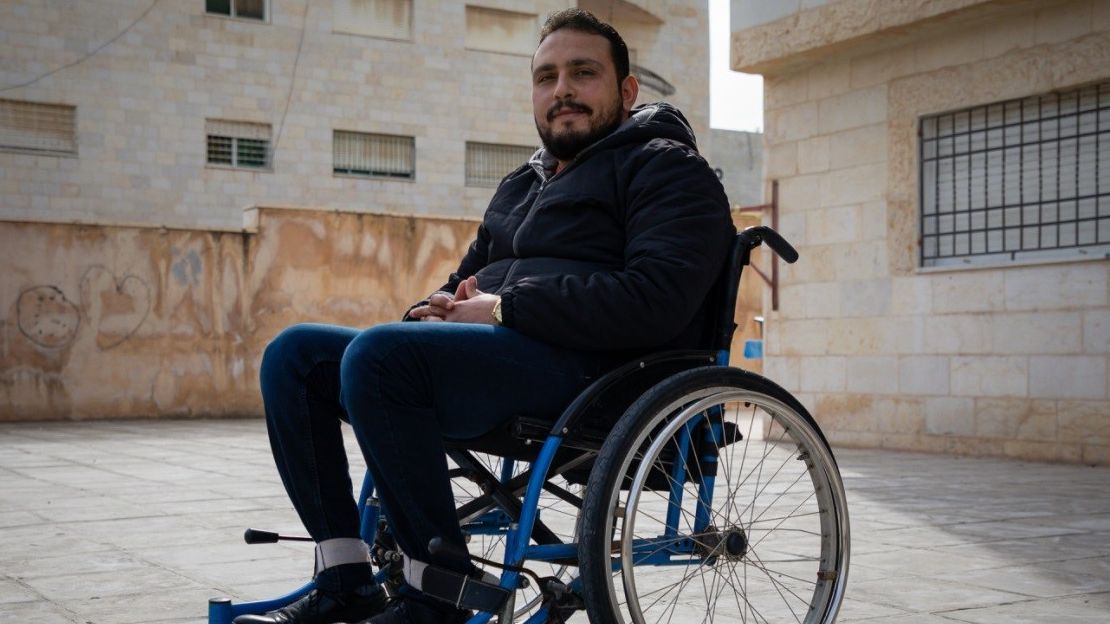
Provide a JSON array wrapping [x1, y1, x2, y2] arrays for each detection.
[[579, 367, 849, 624]]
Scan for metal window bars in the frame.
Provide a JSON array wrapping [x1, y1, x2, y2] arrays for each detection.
[[919, 81, 1110, 267], [333, 131, 415, 179], [0, 98, 77, 156], [206, 119, 271, 169], [465, 142, 536, 188]]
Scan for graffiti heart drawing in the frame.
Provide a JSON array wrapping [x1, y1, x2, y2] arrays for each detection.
[[79, 266, 153, 350]]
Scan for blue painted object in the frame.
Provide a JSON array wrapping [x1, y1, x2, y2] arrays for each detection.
[[743, 338, 763, 359]]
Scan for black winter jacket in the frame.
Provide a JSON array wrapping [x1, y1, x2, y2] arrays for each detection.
[[418, 102, 734, 353]]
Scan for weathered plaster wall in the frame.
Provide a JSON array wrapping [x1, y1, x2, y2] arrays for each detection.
[[739, 0, 1110, 465], [0, 209, 475, 421], [2, 208, 764, 421]]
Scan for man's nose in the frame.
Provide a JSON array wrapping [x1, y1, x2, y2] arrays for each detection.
[[553, 72, 574, 99]]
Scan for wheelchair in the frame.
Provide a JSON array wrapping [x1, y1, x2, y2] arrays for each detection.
[[209, 225, 850, 624]]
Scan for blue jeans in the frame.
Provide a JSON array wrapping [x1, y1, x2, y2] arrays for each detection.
[[259, 322, 612, 592]]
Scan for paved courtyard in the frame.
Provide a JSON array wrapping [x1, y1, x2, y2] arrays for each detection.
[[0, 418, 1108, 623]]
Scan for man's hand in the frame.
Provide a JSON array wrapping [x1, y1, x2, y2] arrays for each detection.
[[445, 276, 500, 325], [409, 277, 500, 325], [408, 291, 455, 322]]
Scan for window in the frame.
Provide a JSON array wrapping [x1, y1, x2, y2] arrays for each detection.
[[466, 142, 534, 187], [206, 119, 270, 169], [334, 130, 415, 179], [920, 81, 1110, 267], [0, 99, 76, 156], [465, 6, 537, 56], [333, 0, 412, 40], [206, 0, 265, 21]]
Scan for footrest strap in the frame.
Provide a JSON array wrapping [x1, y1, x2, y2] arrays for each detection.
[[402, 555, 510, 612]]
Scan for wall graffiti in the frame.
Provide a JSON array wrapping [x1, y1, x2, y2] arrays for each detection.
[[79, 266, 153, 350], [16, 286, 81, 348], [14, 267, 153, 351]]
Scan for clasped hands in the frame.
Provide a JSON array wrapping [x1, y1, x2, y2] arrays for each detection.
[[408, 276, 500, 325]]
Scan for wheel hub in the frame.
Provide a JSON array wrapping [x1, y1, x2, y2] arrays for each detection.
[[694, 526, 749, 561]]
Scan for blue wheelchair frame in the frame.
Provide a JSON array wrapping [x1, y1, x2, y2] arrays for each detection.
[[209, 226, 796, 624]]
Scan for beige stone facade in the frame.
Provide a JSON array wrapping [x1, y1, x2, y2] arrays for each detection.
[[732, 0, 1110, 464]]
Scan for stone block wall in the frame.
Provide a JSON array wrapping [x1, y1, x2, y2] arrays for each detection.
[[737, 0, 1110, 464], [0, 0, 711, 229]]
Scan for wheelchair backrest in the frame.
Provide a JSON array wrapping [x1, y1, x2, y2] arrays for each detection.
[[700, 231, 753, 354]]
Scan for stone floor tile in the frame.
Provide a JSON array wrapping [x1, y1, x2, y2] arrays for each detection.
[[938, 592, 1110, 623], [935, 558, 1110, 598], [846, 576, 1032, 612], [19, 566, 203, 602], [9, 550, 149, 580], [0, 579, 40, 604], [833, 596, 911, 621], [0, 600, 76, 623]]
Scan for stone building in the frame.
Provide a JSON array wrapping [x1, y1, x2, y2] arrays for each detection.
[[1, 1, 753, 421], [1, 0, 710, 228], [731, 0, 1110, 464]]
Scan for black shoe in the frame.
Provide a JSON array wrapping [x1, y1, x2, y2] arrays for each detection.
[[355, 598, 471, 624], [232, 584, 388, 624]]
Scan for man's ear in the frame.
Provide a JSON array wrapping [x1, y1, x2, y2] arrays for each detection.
[[621, 74, 639, 113]]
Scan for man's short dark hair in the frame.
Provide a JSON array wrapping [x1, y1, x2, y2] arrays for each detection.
[[538, 9, 630, 84]]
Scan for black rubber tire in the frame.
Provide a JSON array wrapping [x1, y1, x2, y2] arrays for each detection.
[[577, 366, 844, 624]]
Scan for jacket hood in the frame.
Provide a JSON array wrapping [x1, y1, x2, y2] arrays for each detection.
[[528, 102, 698, 179], [614, 101, 699, 151]]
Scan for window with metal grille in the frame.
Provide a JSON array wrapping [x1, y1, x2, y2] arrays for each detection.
[[0, 99, 76, 156], [206, 0, 265, 20], [920, 81, 1110, 267], [206, 119, 270, 169], [333, 130, 415, 179], [465, 142, 535, 187]]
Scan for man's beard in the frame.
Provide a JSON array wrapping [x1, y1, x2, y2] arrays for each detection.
[[536, 94, 624, 162]]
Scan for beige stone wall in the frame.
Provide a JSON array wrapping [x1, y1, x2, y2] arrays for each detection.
[[1, 207, 762, 421], [0, 0, 710, 230], [735, 0, 1110, 464], [0, 208, 476, 421]]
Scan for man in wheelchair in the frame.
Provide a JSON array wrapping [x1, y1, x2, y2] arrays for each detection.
[[238, 9, 733, 624]]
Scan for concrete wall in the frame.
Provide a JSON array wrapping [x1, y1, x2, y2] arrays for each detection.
[[705, 129, 763, 207], [0, 0, 710, 230], [732, 0, 1110, 464], [2, 207, 763, 421]]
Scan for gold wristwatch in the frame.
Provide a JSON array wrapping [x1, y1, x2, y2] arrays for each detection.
[[491, 297, 503, 325]]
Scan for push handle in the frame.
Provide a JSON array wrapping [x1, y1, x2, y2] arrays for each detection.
[[740, 225, 798, 263]]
